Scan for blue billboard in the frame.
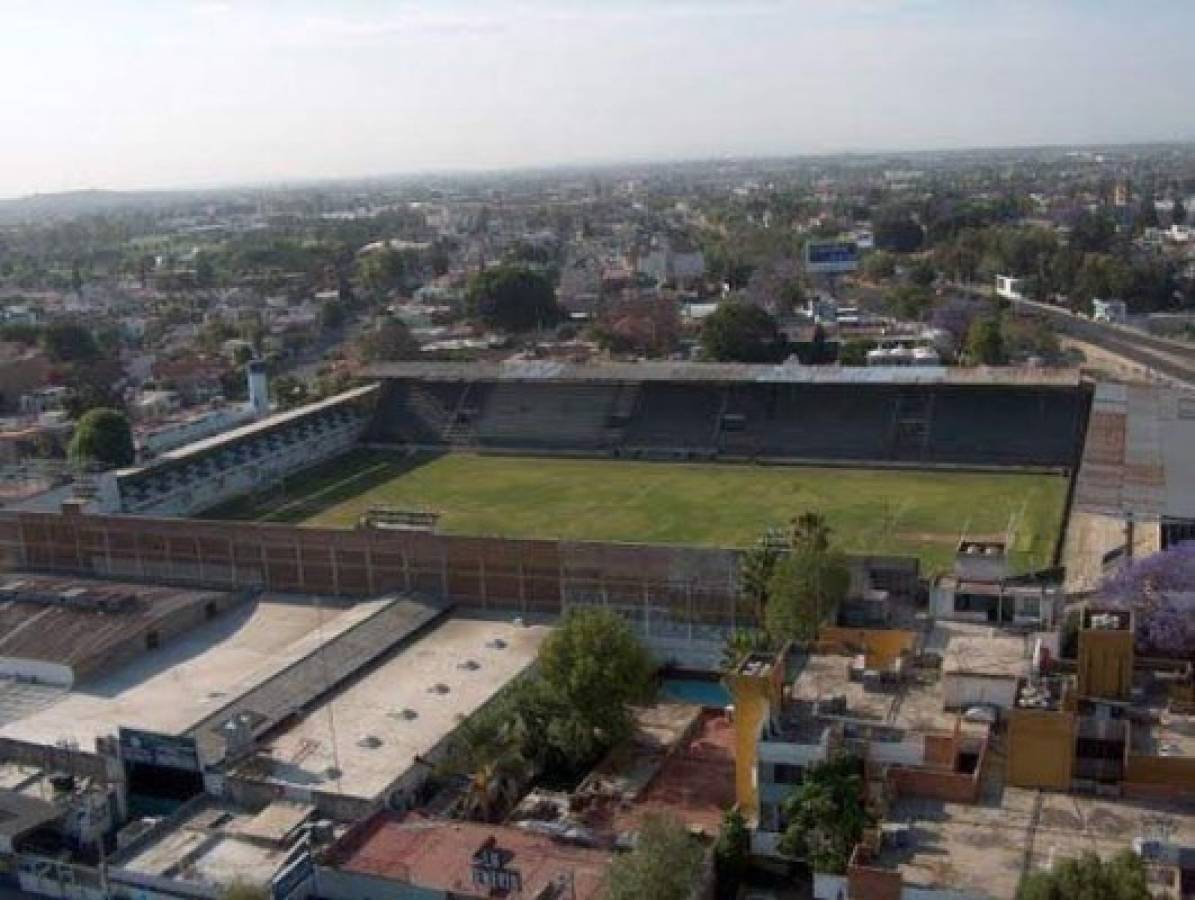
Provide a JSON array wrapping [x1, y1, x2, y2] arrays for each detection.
[[804, 240, 860, 274]]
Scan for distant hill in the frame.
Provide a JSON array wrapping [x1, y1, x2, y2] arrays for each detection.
[[0, 189, 207, 223]]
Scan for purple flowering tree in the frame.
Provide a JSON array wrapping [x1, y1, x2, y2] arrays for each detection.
[[1099, 542, 1195, 658]]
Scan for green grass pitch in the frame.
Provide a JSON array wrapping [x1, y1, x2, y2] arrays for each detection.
[[203, 449, 1069, 575]]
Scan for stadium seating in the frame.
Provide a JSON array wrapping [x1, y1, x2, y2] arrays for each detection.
[[622, 384, 723, 454], [475, 382, 621, 449], [369, 377, 1090, 470]]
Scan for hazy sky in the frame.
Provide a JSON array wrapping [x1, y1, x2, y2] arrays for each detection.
[[2, 0, 1194, 197]]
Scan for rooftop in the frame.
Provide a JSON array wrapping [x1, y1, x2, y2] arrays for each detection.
[[878, 788, 1195, 899], [0, 574, 230, 677], [0, 594, 388, 752], [114, 798, 314, 890], [233, 616, 549, 800], [934, 622, 1031, 681], [330, 814, 611, 900], [364, 359, 1084, 387]]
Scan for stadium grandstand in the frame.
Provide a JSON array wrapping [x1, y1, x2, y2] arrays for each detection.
[[110, 384, 378, 517], [364, 361, 1091, 470]]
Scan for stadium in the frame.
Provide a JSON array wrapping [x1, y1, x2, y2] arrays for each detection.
[[198, 361, 1086, 575], [15, 357, 1178, 668]]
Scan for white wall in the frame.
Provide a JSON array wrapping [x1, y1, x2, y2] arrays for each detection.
[[942, 673, 1018, 711], [0, 656, 74, 687]]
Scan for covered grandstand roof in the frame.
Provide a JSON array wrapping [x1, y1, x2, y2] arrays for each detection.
[[116, 384, 379, 482], [364, 359, 1083, 387]]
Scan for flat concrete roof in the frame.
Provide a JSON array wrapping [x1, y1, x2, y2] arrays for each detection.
[[116, 799, 302, 890], [933, 622, 1031, 680], [788, 652, 975, 736], [882, 788, 1195, 899], [235, 617, 549, 800], [0, 595, 389, 752]]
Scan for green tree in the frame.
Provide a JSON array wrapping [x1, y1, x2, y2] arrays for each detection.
[[1173, 198, 1187, 227], [765, 549, 849, 642], [965, 315, 1008, 365], [604, 813, 705, 900], [320, 299, 347, 331], [536, 607, 654, 762], [41, 321, 99, 363], [778, 755, 873, 874], [271, 375, 310, 411], [714, 808, 751, 896], [356, 246, 408, 298], [764, 513, 849, 643], [862, 250, 897, 280], [1017, 850, 1150, 900], [466, 264, 561, 332], [68, 408, 134, 468], [838, 338, 876, 367], [740, 528, 785, 624], [887, 286, 934, 322], [355, 317, 419, 363], [700, 301, 786, 363]]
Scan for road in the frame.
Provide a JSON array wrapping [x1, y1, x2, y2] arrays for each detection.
[[849, 279, 1195, 387], [1001, 294, 1195, 388]]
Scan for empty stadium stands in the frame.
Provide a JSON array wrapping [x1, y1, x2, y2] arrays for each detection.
[[367, 375, 1090, 470]]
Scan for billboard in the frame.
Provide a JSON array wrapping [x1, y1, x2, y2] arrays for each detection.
[[118, 727, 200, 772], [804, 240, 859, 274]]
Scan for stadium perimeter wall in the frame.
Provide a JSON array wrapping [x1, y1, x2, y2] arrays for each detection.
[[0, 508, 919, 650]]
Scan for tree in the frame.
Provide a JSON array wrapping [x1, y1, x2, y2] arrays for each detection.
[[862, 250, 897, 281], [778, 756, 872, 874], [740, 528, 785, 624], [604, 813, 705, 900], [1138, 197, 1159, 231], [765, 550, 849, 642], [1069, 211, 1117, 254], [356, 246, 408, 298], [1174, 198, 1187, 227], [1017, 850, 1150, 900], [68, 408, 134, 468], [356, 317, 419, 363], [41, 321, 99, 363], [466, 264, 561, 332], [887, 285, 934, 322], [791, 511, 831, 554], [965, 315, 1007, 365], [765, 514, 850, 643], [536, 607, 654, 760], [320, 298, 347, 331], [700, 301, 786, 363], [1100, 541, 1195, 658], [270, 375, 310, 411], [838, 338, 876, 367], [714, 808, 750, 897]]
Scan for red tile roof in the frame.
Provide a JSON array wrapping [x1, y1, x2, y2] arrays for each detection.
[[333, 814, 612, 900]]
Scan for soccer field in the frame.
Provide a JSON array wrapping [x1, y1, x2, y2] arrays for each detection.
[[205, 450, 1069, 574]]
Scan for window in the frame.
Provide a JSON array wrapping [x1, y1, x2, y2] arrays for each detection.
[[773, 763, 804, 785]]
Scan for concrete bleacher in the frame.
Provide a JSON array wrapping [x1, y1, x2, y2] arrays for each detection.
[[476, 382, 621, 449], [622, 384, 723, 454], [369, 376, 1090, 470]]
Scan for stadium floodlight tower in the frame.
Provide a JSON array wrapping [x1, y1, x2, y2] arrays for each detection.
[[247, 359, 270, 417]]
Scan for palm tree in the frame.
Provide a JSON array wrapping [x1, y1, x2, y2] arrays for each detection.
[[461, 750, 529, 823]]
